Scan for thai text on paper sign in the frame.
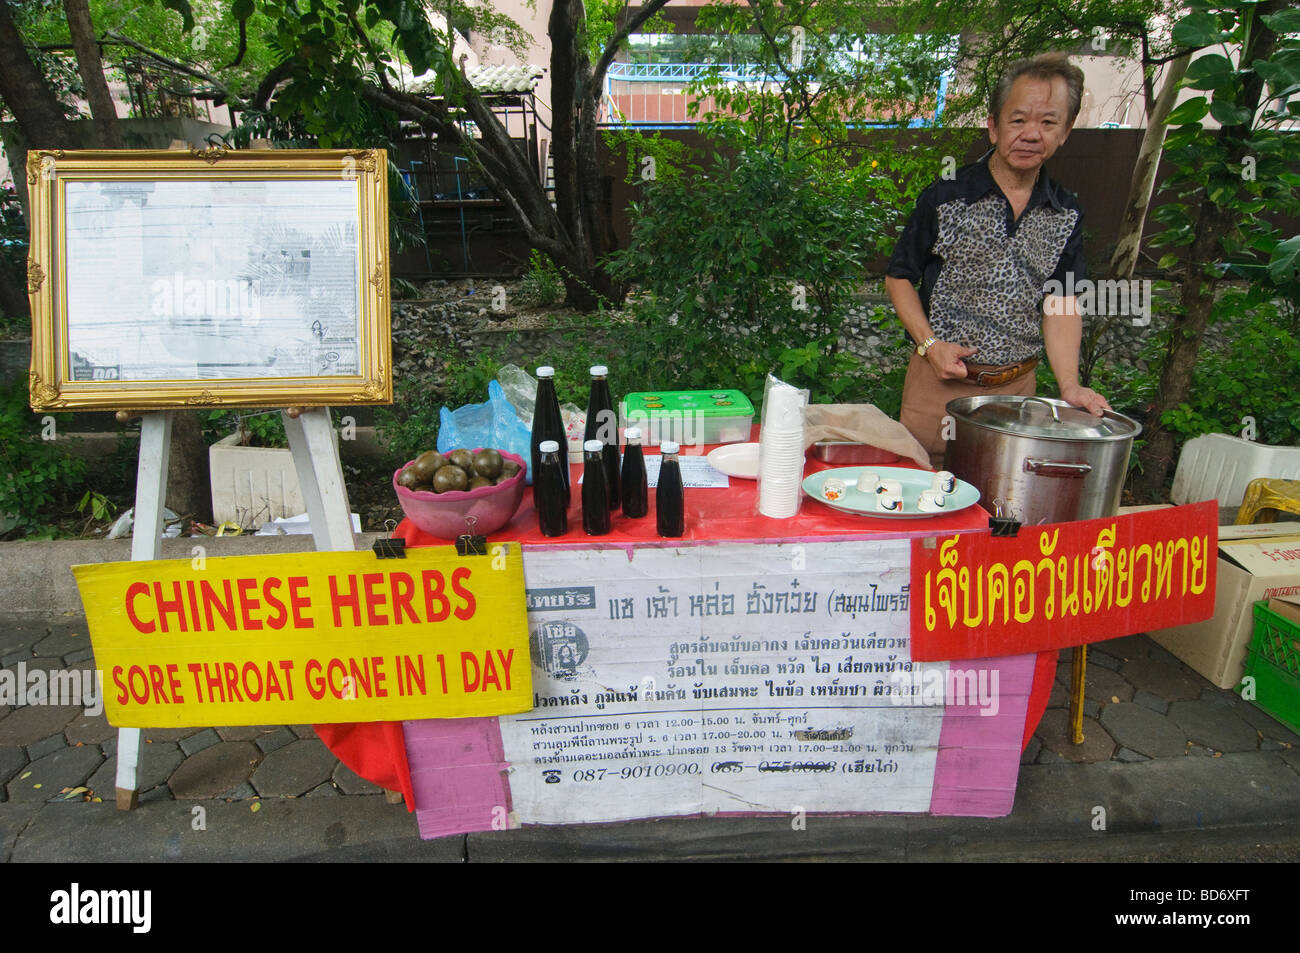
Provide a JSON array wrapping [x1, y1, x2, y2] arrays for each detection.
[[910, 501, 1218, 661]]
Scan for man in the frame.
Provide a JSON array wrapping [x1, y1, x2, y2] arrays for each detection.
[[886, 52, 1110, 464]]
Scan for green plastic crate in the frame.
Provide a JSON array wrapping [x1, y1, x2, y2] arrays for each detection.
[[620, 389, 755, 446], [1239, 601, 1300, 735]]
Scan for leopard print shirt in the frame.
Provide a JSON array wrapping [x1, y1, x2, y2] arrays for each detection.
[[887, 155, 1085, 366]]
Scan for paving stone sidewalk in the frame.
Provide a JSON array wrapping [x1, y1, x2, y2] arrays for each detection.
[[2, 614, 1297, 810], [0, 616, 384, 806]]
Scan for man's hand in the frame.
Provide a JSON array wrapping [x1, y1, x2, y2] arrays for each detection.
[[925, 341, 979, 381], [1060, 383, 1111, 416]]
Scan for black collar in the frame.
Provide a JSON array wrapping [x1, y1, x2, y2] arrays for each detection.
[[969, 149, 1064, 213]]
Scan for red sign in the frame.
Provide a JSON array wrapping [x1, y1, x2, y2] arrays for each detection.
[[910, 501, 1218, 661]]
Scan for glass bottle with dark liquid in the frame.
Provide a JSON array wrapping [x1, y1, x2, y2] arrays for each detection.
[[531, 365, 569, 506], [581, 439, 612, 536], [534, 440, 568, 537], [656, 440, 685, 538], [620, 426, 648, 518], [584, 364, 620, 509]]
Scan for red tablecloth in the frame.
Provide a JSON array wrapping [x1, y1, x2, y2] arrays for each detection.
[[318, 443, 1056, 805]]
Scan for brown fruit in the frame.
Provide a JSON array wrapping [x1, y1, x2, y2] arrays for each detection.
[[448, 448, 475, 471], [500, 460, 521, 478], [397, 467, 422, 489], [432, 465, 468, 493], [472, 449, 503, 478], [411, 450, 446, 482], [468, 476, 493, 490]]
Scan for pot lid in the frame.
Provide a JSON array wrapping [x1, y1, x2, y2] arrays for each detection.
[[948, 396, 1142, 441]]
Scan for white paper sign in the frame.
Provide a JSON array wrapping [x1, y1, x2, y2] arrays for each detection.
[[498, 541, 944, 824]]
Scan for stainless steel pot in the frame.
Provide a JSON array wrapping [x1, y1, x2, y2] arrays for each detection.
[[944, 396, 1142, 524]]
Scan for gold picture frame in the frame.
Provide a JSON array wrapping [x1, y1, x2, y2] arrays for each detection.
[[27, 147, 392, 411]]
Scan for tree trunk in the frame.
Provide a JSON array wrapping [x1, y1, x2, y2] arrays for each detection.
[[0, 1, 84, 148], [63, 0, 123, 149], [1108, 53, 1190, 279], [0, 259, 28, 320], [164, 411, 212, 524]]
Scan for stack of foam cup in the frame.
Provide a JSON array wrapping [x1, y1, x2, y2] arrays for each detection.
[[757, 382, 808, 518]]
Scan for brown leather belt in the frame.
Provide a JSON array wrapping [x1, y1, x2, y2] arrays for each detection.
[[963, 356, 1039, 388]]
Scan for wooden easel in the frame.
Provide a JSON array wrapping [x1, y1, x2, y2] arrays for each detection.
[[114, 406, 355, 809]]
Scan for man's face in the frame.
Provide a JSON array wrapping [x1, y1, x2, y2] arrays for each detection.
[[987, 75, 1074, 174]]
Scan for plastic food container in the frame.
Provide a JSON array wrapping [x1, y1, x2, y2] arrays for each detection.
[[810, 442, 902, 465], [393, 449, 527, 539], [620, 390, 755, 446]]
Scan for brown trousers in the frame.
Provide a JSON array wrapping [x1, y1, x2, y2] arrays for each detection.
[[900, 353, 1037, 467]]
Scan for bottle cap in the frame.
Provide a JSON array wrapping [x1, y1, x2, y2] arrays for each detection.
[[539, 440, 560, 453], [589, 365, 608, 377], [584, 439, 604, 453], [661, 440, 680, 454], [536, 366, 555, 378], [625, 427, 642, 441]]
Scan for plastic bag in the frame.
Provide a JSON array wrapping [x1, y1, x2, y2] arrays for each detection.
[[438, 379, 535, 481], [496, 363, 538, 428]]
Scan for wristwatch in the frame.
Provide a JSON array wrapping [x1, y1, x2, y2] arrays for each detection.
[[915, 335, 937, 357]]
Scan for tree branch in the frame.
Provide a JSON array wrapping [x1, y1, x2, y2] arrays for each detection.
[[224, 16, 247, 69], [591, 0, 675, 90], [250, 58, 294, 111], [346, 8, 395, 92], [103, 30, 250, 111]]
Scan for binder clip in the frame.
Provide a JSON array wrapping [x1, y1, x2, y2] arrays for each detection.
[[988, 498, 1022, 537], [455, 516, 488, 556], [372, 520, 406, 559]]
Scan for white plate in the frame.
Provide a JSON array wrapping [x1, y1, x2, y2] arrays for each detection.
[[707, 442, 761, 479], [802, 466, 980, 519]]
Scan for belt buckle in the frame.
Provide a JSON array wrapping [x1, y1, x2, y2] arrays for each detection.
[[975, 367, 1003, 387]]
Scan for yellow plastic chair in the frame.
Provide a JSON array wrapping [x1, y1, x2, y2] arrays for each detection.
[[1235, 478, 1300, 525]]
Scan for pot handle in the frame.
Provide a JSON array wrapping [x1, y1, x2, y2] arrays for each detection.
[[1023, 457, 1093, 477], [1018, 397, 1061, 423]]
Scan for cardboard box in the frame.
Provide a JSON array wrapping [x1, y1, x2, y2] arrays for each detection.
[[1150, 525, 1300, 689], [1268, 593, 1300, 630]]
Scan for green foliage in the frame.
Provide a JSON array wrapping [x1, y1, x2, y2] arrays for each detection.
[[201, 409, 287, 448], [391, 277, 424, 300], [76, 490, 117, 523], [516, 251, 565, 309], [601, 128, 697, 185], [608, 148, 881, 359], [584, 0, 673, 64], [0, 382, 88, 538], [1159, 294, 1300, 446], [376, 350, 498, 464], [1149, 1, 1300, 274]]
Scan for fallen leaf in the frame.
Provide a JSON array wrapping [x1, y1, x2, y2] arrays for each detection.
[[91, 797, 102, 803], [250, 802, 261, 813], [75, 742, 84, 747], [20, 772, 31, 780], [33, 783, 42, 789], [1111, 696, 1119, 704]]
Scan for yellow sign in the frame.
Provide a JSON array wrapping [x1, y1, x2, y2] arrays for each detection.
[[72, 545, 532, 727]]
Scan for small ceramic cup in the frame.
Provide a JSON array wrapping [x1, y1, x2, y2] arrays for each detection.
[[877, 485, 903, 512], [857, 471, 880, 494], [918, 488, 947, 512], [933, 470, 957, 495], [821, 477, 847, 502]]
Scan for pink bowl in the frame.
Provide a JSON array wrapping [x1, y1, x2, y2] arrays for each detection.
[[393, 448, 527, 539]]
